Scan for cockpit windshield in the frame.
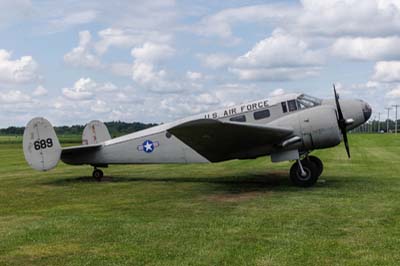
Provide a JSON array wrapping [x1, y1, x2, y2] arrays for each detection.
[[296, 94, 322, 109]]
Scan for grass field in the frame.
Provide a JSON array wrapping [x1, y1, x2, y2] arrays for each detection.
[[1, 134, 400, 265]]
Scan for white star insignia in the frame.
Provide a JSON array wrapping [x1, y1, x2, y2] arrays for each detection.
[[144, 141, 153, 152]]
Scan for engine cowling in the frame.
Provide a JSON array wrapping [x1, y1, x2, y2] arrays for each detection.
[[298, 106, 341, 150]]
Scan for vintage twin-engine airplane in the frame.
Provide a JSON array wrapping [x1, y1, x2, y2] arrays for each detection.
[[23, 87, 371, 187]]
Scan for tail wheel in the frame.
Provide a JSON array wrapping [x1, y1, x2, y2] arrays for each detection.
[[93, 169, 104, 181], [303, 155, 323, 177], [290, 160, 318, 187]]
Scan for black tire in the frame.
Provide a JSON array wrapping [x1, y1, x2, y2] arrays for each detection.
[[93, 169, 103, 181], [290, 160, 318, 187], [303, 155, 323, 177]]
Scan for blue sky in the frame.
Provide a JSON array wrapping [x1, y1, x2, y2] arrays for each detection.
[[1, 0, 400, 127]]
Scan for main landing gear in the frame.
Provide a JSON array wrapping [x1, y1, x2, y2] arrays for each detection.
[[92, 168, 104, 181], [290, 155, 323, 187]]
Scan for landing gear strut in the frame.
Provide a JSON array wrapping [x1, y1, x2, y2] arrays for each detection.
[[290, 155, 323, 187], [92, 168, 104, 181]]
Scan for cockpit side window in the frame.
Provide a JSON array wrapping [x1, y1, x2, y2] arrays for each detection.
[[287, 100, 297, 112], [281, 102, 288, 113]]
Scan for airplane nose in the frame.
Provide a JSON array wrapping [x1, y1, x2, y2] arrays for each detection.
[[362, 101, 372, 122]]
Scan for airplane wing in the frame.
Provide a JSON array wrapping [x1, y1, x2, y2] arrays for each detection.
[[168, 119, 293, 162]]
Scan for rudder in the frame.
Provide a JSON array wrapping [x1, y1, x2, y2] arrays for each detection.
[[23, 117, 61, 171], [82, 120, 111, 145]]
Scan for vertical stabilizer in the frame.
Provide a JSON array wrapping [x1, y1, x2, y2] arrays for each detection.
[[23, 117, 61, 171], [82, 120, 111, 145]]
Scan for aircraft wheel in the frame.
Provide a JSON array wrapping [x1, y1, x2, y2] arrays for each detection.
[[290, 160, 318, 187], [303, 155, 323, 177], [93, 169, 103, 181]]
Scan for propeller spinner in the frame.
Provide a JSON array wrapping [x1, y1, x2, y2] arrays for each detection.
[[333, 84, 351, 158]]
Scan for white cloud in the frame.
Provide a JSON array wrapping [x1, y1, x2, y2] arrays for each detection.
[[130, 42, 178, 91], [332, 37, 400, 60], [0, 49, 38, 83], [230, 67, 320, 81], [62, 78, 94, 101], [298, 0, 400, 37], [62, 77, 118, 101], [95, 28, 139, 54], [372, 61, 400, 82], [196, 93, 220, 105], [235, 29, 323, 68], [97, 82, 118, 92], [100, 0, 177, 31], [213, 83, 263, 107], [132, 62, 167, 85], [114, 92, 134, 103], [160, 95, 214, 117], [64, 31, 102, 68], [196, 0, 400, 42], [32, 85, 48, 96], [196, 4, 296, 41], [90, 100, 111, 113], [386, 85, 400, 98], [186, 71, 203, 81], [0, 90, 31, 104], [199, 53, 233, 69], [110, 63, 132, 77], [231, 30, 323, 81], [48, 10, 97, 33], [95, 28, 172, 55], [131, 42, 175, 63], [269, 88, 285, 97]]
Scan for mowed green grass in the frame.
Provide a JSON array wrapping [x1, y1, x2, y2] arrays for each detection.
[[1, 134, 400, 266]]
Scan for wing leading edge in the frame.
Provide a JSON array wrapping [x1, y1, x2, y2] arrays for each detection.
[[168, 119, 293, 162]]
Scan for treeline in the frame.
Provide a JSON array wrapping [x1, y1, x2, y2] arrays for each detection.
[[352, 119, 400, 133], [0, 121, 157, 136]]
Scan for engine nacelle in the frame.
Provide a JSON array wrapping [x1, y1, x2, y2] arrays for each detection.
[[269, 105, 341, 152], [298, 106, 341, 150]]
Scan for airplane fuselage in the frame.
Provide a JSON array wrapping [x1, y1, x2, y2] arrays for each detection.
[[61, 93, 371, 166]]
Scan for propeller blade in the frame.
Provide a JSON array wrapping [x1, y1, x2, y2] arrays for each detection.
[[342, 129, 351, 158], [333, 84, 344, 121], [333, 84, 351, 158]]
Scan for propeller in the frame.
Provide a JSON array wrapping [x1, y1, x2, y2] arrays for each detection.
[[333, 84, 350, 158]]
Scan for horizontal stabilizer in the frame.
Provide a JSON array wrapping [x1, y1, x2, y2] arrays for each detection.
[[62, 143, 103, 154], [60, 143, 103, 165]]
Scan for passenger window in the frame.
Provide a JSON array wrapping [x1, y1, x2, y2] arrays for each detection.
[[281, 102, 287, 113], [253, 109, 270, 120], [287, 100, 297, 112], [230, 115, 246, 122]]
